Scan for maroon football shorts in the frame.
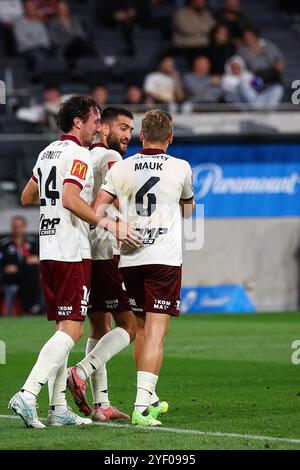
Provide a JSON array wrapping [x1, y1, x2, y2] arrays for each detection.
[[120, 264, 182, 316], [40, 259, 91, 322], [89, 258, 130, 314]]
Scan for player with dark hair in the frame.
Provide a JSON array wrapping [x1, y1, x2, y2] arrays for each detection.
[[93, 109, 195, 426], [8, 96, 141, 428], [67, 107, 136, 421]]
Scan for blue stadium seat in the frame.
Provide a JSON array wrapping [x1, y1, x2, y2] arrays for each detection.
[[73, 57, 112, 86], [107, 82, 126, 104]]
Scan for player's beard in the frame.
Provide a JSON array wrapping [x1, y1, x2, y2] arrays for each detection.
[[107, 134, 128, 155]]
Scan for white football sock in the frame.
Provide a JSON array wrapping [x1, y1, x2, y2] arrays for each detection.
[[48, 353, 69, 407], [22, 331, 74, 397], [85, 337, 110, 406], [134, 371, 158, 413], [52, 405, 68, 415], [150, 390, 159, 405], [78, 328, 130, 379], [21, 390, 36, 405]]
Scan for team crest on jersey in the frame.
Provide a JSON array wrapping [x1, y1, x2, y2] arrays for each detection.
[[71, 160, 88, 180]]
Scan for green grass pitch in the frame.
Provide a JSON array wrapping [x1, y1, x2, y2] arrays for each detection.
[[0, 312, 300, 450]]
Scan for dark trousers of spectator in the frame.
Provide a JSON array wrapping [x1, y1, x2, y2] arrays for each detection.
[[19, 264, 43, 314]]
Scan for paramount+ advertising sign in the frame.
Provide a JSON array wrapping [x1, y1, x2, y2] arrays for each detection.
[[192, 162, 300, 217]]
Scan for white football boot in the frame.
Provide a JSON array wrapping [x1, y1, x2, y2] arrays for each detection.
[[47, 407, 93, 426], [8, 391, 45, 429]]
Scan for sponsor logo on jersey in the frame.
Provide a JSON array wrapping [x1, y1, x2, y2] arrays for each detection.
[[40, 215, 60, 236], [71, 159, 88, 180], [153, 299, 171, 310], [136, 227, 168, 245], [133, 155, 169, 161]]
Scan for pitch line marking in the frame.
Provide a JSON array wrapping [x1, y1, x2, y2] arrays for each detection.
[[1, 414, 300, 445]]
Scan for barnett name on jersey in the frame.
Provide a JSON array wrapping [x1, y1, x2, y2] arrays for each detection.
[[90, 143, 122, 261], [101, 148, 194, 268], [32, 135, 94, 262]]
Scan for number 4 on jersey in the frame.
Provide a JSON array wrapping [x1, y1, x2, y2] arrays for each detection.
[[38, 166, 60, 206]]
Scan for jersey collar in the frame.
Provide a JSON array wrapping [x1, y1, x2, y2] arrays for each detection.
[[60, 135, 82, 146], [89, 143, 109, 150], [137, 148, 166, 155]]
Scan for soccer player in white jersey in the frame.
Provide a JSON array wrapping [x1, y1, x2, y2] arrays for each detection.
[[8, 96, 141, 428], [67, 107, 136, 421], [93, 109, 195, 426]]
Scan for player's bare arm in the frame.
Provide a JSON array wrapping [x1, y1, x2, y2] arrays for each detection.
[[21, 178, 40, 206], [180, 198, 195, 218], [62, 182, 102, 226]]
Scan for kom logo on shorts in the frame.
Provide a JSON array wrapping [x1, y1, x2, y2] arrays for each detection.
[[71, 160, 88, 180], [153, 300, 171, 310], [58, 306, 72, 316]]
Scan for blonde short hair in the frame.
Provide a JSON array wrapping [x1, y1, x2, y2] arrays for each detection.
[[141, 109, 173, 143]]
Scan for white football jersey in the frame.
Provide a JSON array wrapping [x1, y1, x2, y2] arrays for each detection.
[[32, 135, 94, 262], [90, 143, 122, 260], [102, 149, 194, 267]]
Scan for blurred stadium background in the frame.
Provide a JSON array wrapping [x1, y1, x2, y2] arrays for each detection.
[[0, 0, 300, 316]]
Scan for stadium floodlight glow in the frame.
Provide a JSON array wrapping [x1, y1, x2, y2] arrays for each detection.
[[0, 340, 6, 365], [0, 80, 6, 104]]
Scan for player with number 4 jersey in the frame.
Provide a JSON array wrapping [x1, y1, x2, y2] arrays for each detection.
[[67, 108, 137, 421], [8, 96, 141, 429]]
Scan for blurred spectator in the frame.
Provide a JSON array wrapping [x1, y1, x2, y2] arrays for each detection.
[[221, 55, 284, 105], [208, 24, 235, 74], [183, 55, 222, 103], [215, 0, 252, 44], [124, 84, 145, 105], [16, 85, 64, 132], [32, 0, 58, 21], [237, 27, 284, 85], [172, 0, 216, 59], [13, 0, 51, 69], [49, 0, 95, 62], [143, 55, 184, 104], [0, 216, 42, 316], [0, 0, 23, 55], [91, 85, 109, 106], [97, 0, 143, 55]]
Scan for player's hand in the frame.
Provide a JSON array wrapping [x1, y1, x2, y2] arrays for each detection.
[[116, 221, 143, 248]]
